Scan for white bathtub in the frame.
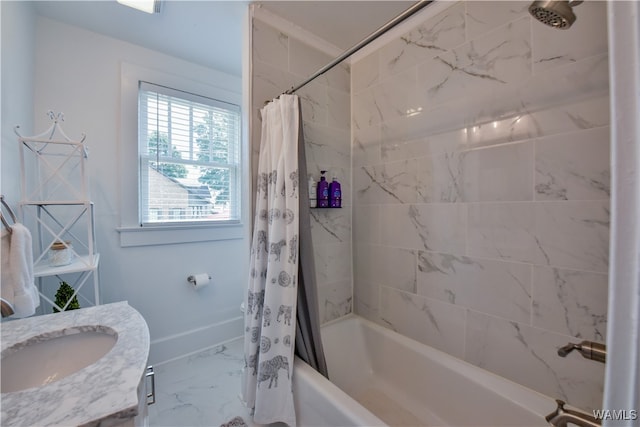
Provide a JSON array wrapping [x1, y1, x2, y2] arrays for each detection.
[[292, 315, 558, 426]]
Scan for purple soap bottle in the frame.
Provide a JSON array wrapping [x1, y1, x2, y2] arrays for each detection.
[[329, 174, 341, 208], [317, 171, 329, 208]]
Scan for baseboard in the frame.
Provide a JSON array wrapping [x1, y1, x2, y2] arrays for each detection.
[[149, 316, 244, 365]]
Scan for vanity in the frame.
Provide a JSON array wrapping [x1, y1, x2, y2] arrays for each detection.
[[1, 302, 151, 427]]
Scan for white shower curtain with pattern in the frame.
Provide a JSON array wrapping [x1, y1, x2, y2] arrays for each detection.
[[241, 95, 300, 427]]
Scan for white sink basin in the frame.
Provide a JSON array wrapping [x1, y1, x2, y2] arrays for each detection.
[[1, 328, 117, 393]]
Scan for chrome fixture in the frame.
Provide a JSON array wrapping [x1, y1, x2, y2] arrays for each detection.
[[529, 0, 583, 29], [558, 340, 606, 364], [546, 399, 600, 427], [1, 298, 15, 318]]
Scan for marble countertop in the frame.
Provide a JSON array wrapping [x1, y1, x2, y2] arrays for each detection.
[[1, 302, 150, 427]]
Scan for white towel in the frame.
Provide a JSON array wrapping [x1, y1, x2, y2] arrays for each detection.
[[7, 223, 40, 317], [1, 229, 16, 313]]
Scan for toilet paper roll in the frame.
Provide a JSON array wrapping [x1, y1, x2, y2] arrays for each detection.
[[189, 273, 210, 289]]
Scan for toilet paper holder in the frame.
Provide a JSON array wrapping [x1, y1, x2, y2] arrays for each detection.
[[187, 274, 211, 284]]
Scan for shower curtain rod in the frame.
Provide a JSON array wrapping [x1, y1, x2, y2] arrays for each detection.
[[282, 0, 434, 96]]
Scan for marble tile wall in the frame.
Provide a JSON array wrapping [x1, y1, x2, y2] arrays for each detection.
[[351, 1, 609, 412], [252, 18, 352, 324]]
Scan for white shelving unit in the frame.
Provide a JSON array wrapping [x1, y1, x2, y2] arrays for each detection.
[[16, 111, 100, 312]]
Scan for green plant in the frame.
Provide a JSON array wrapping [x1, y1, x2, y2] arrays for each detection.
[[53, 281, 80, 313]]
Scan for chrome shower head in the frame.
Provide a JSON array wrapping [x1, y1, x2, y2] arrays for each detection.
[[529, 0, 583, 30]]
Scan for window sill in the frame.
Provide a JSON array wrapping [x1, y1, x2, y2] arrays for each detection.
[[117, 222, 244, 247]]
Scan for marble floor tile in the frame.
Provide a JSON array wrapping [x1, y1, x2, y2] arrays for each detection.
[[148, 339, 259, 427]]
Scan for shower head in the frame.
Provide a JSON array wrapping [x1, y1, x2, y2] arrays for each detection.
[[529, 0, 583, 30]]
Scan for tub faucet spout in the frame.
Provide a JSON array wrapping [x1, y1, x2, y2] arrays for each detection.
[[546, 399, 600, 427]]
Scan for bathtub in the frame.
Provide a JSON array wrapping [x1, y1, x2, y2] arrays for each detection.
[[292, 314, 557, 426]]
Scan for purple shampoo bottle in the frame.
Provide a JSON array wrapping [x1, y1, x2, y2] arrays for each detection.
[[329, 175, 341, 208], [317, 171, 329, 207]]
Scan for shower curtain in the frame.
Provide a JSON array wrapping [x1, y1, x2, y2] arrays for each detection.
[[604, 2, 640, 422], [241, 94, 303, 426]]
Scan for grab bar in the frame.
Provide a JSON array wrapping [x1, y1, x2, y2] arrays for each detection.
[[0, 195, 17, 234]]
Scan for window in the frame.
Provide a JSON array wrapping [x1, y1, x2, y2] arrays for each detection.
[[148, 208, 161, 221], [138, 81, 241, 225]]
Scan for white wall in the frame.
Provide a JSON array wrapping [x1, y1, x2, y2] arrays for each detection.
[[32, 17, 248, 364], [1, 1, 35, 205]]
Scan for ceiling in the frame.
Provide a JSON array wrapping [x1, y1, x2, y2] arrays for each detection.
[[33, 1, 416, 77], [258, 1, 414, 50]]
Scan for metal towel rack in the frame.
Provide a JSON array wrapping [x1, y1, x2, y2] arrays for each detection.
[[1, 195, 17, 234]]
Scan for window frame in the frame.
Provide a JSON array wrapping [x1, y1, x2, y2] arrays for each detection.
[[137, 81, 242, 227], [118, 62, 245, 247]]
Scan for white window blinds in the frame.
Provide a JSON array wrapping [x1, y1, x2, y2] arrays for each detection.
[[138, 81, 241, 225]]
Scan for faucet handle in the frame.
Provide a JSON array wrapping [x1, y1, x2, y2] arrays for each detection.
[[558, 343, 581, 357]]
